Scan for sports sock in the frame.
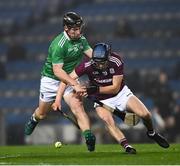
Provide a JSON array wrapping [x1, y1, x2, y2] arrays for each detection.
[[32, 113, 39, 122], [83, 129, 92, 137], [119, 138, 130, 149], [83, 129, 95, 141]]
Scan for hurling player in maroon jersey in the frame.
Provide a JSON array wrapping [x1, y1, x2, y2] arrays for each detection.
[[53, 43, 169, 154]]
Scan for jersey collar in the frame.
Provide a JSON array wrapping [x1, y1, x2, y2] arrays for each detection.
[[63, 31, 70, 40]]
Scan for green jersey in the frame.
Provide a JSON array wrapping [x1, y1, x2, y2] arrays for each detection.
[[41, 31, 91, 80]]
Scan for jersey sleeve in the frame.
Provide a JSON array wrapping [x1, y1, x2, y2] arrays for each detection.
[[111, 53, 124, 76], [75, 61, 87, 77], [81, 36, 91, 52], [115, 61, 124, 75]]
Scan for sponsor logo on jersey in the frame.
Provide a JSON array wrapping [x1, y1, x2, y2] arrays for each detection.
[[69, 43, 83, 53], [68, 47, 74, 52], [94, 78, 112, 83], [85, 61, 92, 68], [68, 45, 79, 53]]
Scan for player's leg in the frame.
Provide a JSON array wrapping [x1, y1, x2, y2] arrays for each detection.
[[126, 95, 169, 148], [64, 92, 90, 131], [24, 100, 52, 135], [96, 106, 136, 154], [25, 76, 57, 135], [126, 95, 153, 130], [64, 92, 96, 152]]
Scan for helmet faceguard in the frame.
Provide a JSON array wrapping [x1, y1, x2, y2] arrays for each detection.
[[92, 43, 111, 70], [63, 12, 84, 28]]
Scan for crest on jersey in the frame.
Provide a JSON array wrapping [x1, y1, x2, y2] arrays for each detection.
[[109, 68, 115, 74], [73, 46, 79, 52]]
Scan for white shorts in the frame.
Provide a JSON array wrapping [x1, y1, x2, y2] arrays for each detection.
[[39, 76, 73, 102], [97, 85, 134, 112]]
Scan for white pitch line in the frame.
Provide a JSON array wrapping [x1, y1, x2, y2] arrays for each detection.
[[0, 154, 21, 159]]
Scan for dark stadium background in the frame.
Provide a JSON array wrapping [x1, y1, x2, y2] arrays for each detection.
[[0, 0, 180, 146]]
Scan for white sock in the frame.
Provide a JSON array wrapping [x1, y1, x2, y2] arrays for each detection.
[[32, 114, 38, 122], [125, 145, 132, 149], [148, 130, 155, 136]]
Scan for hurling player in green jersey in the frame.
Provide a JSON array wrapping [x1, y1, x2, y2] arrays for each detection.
[[25, 12, 96, 151]]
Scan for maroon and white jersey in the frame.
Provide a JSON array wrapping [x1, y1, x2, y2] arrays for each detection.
[[75, 52, 125, 100]]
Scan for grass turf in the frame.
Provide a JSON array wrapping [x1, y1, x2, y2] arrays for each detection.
[[0, 143, 179, 165]]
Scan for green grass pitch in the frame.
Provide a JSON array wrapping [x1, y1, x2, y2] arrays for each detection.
[[0, 144, 179, 165]]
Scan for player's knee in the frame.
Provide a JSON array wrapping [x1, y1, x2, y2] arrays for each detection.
[[70, 102, 84, 114], [73, 109, 86, 120], [74, 109, 85, 118], [101, 115, 114, 126], [76, 102, 83, 110]]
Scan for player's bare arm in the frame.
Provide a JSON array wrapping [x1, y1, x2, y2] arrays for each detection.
[[53, 64, 86, 92], [52, 70, 86, 111], [86, 75, 123, 95], [52, 81, 66, 111], [70, 70, 87, 95], [99, 75, 123, 94], [53, 64, 86, 95], [52, 68, 86, 110], [53, 63, 78, 86]]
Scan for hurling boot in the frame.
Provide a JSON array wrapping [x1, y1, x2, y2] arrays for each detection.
[[24, 116, 38, 135], [83, 130, 96, 152], [125, 145, 137, 154], [147, 132, 169, 148]]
